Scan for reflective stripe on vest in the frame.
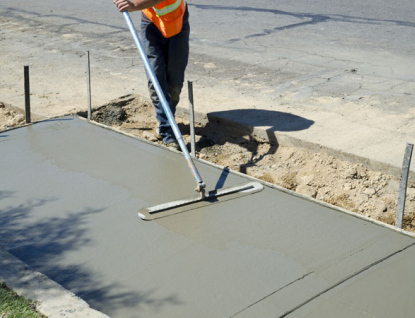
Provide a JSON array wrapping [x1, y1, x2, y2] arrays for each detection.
[[153, 0, 184, 17]]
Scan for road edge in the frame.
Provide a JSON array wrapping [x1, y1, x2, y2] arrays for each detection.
[[0, 246, 109, 318]]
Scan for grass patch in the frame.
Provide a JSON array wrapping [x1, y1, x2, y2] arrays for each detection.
[[0, 282, 45, 318]]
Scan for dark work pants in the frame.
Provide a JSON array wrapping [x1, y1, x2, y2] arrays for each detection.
[[140, 20, 190, 144]]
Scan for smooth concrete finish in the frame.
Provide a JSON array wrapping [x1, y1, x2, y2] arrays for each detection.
[[1, 117, 415, 317], [286, 244, 415, 318]]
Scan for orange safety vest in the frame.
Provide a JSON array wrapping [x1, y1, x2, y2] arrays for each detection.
[[143, 0, 186, 38]]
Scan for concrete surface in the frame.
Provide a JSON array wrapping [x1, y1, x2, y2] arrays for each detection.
[[1, 116, 415, 317], [286, 245, 415, 318], [0, 1, 414, 180]]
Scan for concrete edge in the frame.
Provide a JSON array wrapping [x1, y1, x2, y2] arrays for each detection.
[[7, 95, 408, 182], [0, 246, 109, 318], [2, 96, 413, 183], [78, 114, 415, 239], [0, 101, 46, 122], [195, 151, 415, 239], [3, 105, 413, 237], [0, 106, 72, 134], [74, 114, 183, 154], [175, 106, 415, 185]]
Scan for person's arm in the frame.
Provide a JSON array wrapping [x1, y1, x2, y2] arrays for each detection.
[[114, 0, 164, 12]]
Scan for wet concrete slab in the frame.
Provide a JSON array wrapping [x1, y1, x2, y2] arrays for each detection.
[[286, 244, 415, 318], [1, 116, 415, 317]]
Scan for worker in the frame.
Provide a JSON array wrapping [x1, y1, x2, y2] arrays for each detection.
[[114, 0, 189, 150]]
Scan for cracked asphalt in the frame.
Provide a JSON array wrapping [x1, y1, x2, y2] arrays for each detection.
[[0, 0, 414, 176]]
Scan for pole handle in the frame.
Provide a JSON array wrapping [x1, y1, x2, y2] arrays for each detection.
[[122, 12, 205, 191]]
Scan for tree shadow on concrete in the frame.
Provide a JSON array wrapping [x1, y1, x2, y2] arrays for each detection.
[[0, 192, 182, 316], [82, 285, 183, 317], [179, 109, 313, 175]]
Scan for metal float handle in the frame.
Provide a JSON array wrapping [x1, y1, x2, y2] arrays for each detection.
[[122, 11, 206, 195]]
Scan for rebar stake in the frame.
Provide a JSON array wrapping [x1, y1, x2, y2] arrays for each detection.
[[24, 66, 31, 124], [395, 142, 414, 228], [188, 80, 196, 158], [87, 51, 92, 120]]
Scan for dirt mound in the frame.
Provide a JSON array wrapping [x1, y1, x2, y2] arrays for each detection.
[[0, 102, 25, 130], [91, 98, 130, 126]]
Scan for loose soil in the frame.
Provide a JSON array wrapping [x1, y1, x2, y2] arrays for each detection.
[[0, 103, 26, 130], [2, 97, 415, 232]]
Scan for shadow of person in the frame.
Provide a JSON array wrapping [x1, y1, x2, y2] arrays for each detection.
[[181, 108, 314, 175], [208, 109, 314, 133]]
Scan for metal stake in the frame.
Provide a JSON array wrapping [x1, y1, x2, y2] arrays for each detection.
[[87, 51, 92, 120], [24, 65, 31, 123], [395, 142, 414, 228], [188, 80, 196, 157]]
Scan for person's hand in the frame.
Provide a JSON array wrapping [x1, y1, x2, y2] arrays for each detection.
[[114, 0, 134, 12]]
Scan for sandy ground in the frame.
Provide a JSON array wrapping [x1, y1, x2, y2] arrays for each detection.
[[1, 97, 415, 232]]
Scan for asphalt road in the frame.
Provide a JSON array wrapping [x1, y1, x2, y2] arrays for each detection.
[[191, 1, 415, 78], [1, 0, 414, 174], [4, 0, 414, 78]]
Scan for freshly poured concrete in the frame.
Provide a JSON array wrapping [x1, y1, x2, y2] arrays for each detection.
[[1, 117, 415, 317], [286, 245, 415, 318]]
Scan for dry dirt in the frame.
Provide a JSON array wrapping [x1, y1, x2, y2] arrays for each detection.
[[0, 103, 26, 129], [1, 97, 415, 232]]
